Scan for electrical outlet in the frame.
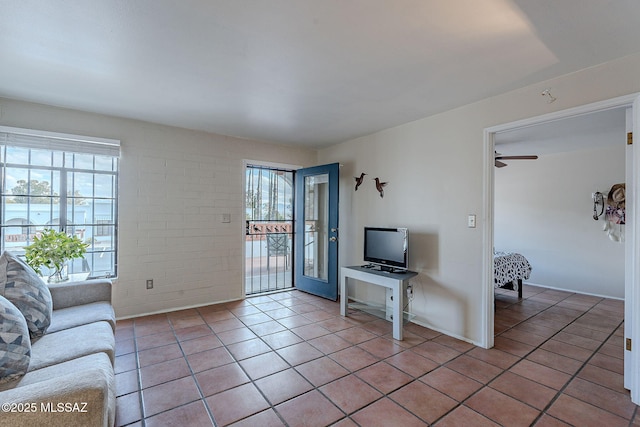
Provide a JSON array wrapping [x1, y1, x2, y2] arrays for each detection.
[[146, 279, 154, 289], [407, 285, 413, 299]]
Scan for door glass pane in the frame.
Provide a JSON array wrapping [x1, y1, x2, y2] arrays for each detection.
[[303, 173, 329, 280]]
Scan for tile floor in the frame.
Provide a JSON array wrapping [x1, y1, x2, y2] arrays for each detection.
[[114, 285, 639, 426]]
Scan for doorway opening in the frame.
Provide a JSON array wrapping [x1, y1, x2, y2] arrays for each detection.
[[245, 164, 294, 295], [482, 92, 639, 404], [494, 106, 627, 302]]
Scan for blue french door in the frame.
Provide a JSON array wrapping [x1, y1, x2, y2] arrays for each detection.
[[294, 163, 339, 300]]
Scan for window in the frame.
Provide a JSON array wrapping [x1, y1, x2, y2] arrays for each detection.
[[0, 126, 120, 278], [95, 218, 112, 237]]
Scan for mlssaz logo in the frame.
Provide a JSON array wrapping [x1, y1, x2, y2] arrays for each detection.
[[41, 402, 88, 413]]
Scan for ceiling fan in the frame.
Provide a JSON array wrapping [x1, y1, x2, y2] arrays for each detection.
[[494, 152, 538, 168]]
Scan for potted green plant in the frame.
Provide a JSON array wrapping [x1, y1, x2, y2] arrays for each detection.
[[24, 229, 89, 283]]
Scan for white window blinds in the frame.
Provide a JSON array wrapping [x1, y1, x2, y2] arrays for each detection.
[[0, 125, 120, 157]]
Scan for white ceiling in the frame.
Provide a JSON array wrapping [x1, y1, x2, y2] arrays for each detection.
[[1, 1, 639, 148]]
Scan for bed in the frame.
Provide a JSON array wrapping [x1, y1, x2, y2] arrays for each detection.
[[494, 251, 532, 298]]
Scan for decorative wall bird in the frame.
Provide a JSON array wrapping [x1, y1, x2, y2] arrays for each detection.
[[373, 177, 387, 198], [354, 172, 367, 191]]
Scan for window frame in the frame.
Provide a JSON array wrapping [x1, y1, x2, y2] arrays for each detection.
[[0, 126, 120, 279]]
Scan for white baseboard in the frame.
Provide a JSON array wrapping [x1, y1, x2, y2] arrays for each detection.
[[523, 281, 623, 301], [408, 317, 481, 347], [115, 296, 243, 321]]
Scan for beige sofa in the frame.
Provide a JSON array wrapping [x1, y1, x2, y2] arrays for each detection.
[[0, 279, 116, 427]]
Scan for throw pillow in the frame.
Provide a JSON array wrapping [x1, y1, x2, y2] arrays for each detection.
[[0, 251, 53, 337], [0, 295, 31, 383]]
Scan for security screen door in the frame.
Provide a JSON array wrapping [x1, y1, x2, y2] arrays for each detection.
[[245, 166, 294, 295]]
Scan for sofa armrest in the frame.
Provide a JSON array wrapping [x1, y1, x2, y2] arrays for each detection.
[[0, 368, 113, 427], [48, 279, 112, 310]]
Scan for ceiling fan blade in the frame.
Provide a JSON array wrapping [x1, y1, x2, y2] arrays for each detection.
[[495, 160, 508, 168], [494, 155, 538, 160]]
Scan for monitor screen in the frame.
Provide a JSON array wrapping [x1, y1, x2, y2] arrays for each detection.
[[364, 227, 408, 270]]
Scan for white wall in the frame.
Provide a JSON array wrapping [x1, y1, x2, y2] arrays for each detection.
[[319, 53, 640, 345], [0, 98, 317, 318], [495, 145, 626, 298]]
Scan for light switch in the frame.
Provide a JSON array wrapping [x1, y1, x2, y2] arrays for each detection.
[[222, 213, 231, 223], [467, 214, 476, 228]]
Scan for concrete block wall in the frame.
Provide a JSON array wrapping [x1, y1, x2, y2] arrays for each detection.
[[116, 132, 317, 318], [0, 97, 317, 318]]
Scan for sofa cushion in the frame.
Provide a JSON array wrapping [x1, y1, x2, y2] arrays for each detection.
[[0, 351, 111, 390], [48, 279, 112, 310], [0, 295, 31, 383], [29, 321, 115, 371], [48, 301, 116, 333], [0, 352, 115, 427], [0, 251, 52, 338]]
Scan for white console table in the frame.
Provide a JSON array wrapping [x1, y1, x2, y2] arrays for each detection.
[[340, 266, 418, 340]]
